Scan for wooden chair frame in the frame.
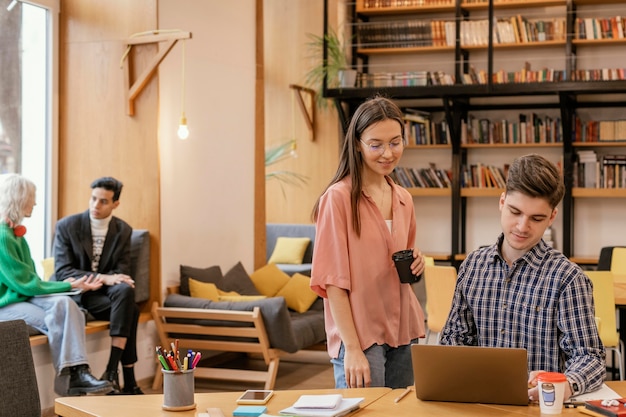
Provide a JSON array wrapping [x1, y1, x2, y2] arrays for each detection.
[[151, 301, 281, 390]]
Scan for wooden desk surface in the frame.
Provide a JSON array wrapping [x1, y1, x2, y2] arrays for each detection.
[[54, 382, 626, 417], [54, 387, 390, 417], [367, 381, 626, 417]]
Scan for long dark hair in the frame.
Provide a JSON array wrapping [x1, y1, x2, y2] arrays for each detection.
[[312, 96, 405, 236]]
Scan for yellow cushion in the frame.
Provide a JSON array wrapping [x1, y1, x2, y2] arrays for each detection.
[[218, 295, 267, 302], [275, 273, 318, 313], [188, 278, 221, 301], [41, 257, 54, 281], [250, 264, 291, 297], [268, 237, 311, 265]]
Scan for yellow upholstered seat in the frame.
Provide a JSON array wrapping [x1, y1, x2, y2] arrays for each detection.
[[424, 264, 457, 343], [586, 270, 624, 380], [611, 247, 626, 275]]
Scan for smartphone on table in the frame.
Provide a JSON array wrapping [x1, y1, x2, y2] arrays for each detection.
[[236, 390, 274, 405]]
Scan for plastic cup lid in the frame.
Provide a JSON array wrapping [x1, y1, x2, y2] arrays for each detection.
[[537, 372, 567, 383]]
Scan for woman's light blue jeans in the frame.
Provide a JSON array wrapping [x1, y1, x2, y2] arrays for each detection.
[[0, 295, 89, 373], [331, 338, 419, 389]]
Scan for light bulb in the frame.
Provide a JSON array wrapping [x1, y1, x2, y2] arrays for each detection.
[[289, 141, 298, 158], [177, 114, 189, 140]]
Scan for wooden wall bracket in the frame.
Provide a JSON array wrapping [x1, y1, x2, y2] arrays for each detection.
[[289, 84, 316, 141], [122, 31, 192, 116]]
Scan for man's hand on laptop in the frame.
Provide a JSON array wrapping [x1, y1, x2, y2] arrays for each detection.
[[527, 370, 573, 403]]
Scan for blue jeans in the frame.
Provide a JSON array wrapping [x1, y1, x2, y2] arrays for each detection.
[[331, 338, 418, 389], [0, 295, 88, 373]]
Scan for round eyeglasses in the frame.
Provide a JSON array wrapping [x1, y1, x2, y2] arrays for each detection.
[[360, 139, 404, 155]]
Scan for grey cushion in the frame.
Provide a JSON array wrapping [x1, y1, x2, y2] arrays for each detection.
[[221, 262, 261, 296], [0, 320, 41, 416], [130, 229, 150, 303], [266, 223, 316, 276], [164, 293, 325, 353], [179, 264, 223, 296], [275, 263, 312, 276]]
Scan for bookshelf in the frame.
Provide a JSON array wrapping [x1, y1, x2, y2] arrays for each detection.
[[323, 0, 626, 265]]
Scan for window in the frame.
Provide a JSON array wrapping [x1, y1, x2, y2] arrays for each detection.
[[0, 0, 58, 273]]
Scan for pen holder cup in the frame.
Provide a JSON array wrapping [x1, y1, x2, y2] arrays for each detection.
[[162, 369, 196, 411]]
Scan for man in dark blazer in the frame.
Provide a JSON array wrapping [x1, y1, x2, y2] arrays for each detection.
[[52, 177, 143, 395]]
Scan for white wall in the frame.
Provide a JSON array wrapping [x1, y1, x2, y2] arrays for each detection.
[[157, 0, 257, 290]]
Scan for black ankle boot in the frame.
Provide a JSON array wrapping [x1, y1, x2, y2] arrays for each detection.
[[68, 365, 113, 396], [101, 370, 122, 395]]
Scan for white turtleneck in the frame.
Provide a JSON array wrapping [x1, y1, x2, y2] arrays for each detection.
[[90, 214, 112, 272]]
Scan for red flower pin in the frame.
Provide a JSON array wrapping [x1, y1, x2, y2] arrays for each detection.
[[13, 225, 27, 237]]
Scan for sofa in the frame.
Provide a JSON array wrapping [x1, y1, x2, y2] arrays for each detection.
[[266, 223, 316, 276], [152, 258, 326, 390]]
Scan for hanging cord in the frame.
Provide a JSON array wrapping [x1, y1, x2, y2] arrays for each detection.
[[180, 39, 186, 118]]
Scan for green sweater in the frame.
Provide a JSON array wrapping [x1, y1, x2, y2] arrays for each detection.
[[0, 223, 71, 308]]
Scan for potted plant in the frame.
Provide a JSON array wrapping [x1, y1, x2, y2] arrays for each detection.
[[305, 27, 356, 107], [265, 140, 308, 196]]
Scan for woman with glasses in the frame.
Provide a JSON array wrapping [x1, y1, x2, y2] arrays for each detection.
[[310, 96, 426, 389]]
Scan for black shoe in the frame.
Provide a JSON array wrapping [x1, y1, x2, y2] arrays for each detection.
[[121, 386, 144, 395], [68, 365, 113, 396], [101, 370, 122, 395]]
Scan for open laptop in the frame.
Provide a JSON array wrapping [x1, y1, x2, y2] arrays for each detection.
[[411, 344, 529, 406]]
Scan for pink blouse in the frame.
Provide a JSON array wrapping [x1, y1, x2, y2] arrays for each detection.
[[310, 176, 426, 359]]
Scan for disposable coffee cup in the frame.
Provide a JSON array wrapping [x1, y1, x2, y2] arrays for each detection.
[[537, 372, 567, 415], [392, 249, 421, 284], [162, 369, 196, 411]]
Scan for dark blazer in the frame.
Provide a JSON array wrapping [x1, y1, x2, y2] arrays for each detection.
[[51, 210, 132, 281]]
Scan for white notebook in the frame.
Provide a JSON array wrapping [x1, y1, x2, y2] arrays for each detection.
[[293, 394, 343, 409], [279, 397, 363, 417]]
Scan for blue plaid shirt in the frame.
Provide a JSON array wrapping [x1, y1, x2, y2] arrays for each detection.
[[440, 234, 606, 394]]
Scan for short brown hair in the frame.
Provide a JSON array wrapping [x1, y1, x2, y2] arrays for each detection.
[[506, 154, 564, 209]]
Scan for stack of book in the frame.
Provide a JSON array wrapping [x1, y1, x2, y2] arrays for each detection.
[[276, 394, 364, 417], [576, 150, 599, 188]]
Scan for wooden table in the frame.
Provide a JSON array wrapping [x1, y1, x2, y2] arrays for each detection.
[[362, 382, 626, 417], [55, 382, 626, 417], [54, 387, 390, 417]]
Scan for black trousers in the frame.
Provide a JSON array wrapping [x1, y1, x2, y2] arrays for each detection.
[[79, 284, 139, 365]]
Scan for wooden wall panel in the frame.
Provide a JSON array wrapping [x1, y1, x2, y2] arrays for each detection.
[[59, 0, 160, 312], [264, 0, 341, 225]]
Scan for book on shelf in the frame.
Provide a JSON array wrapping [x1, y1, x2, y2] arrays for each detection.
[[356, 19, 455, 50], [461, 113, 561, 145], [360, 0, 454, 10], [576, 150, 599, 188], [404, 111, 431, 146], [459, 16, 565, 48], [461, 164, 509, 188], [601, 155, 626, 189], [394, 165, 451, 189], [575, 16, 626, 41]]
